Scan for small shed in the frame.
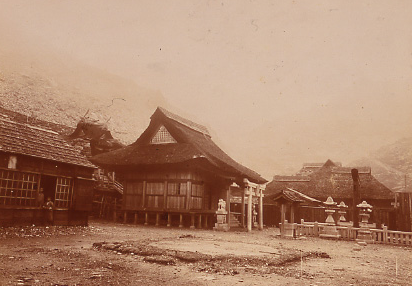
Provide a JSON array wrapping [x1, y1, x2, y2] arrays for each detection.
[[265, 188, 323, 226], [91, 107, 267, 231], [0, 116, 96, 226]]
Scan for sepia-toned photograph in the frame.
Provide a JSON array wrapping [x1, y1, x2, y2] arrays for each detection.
[[0, 1, 411, 285]]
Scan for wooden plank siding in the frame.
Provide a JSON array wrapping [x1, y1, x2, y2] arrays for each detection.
[[121, 170, 209, 212]]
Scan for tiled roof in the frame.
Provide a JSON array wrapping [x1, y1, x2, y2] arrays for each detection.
[[0, 117, 95, 168]]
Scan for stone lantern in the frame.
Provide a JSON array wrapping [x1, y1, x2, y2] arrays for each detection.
[[356, 200, 373, 243], [337, 201, 348, 224], [357, 201, 372, 227], [320, 197, 340, 239]]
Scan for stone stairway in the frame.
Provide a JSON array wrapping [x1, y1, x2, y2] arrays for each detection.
[[229, 213, 241, 228]]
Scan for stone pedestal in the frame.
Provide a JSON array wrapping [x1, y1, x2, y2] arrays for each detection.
[[213, 199, 229, 231], [213, 212, 229, 231]]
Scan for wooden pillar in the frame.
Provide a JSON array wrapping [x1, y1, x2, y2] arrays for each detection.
[[179, 214, 183, 228], [204, 215, 208, 228], [226, 187, 231, 228], [167, 213, 171, 227], [247, 186, 253, 232], [198, 214, 202, 228], [280, 203, 286, 228], [290, 204, 295, 223], [155, 213, 160, 226], [241, 191, 245, 228], [190, 214, 195, 229], [113, 198, 117, 222], [144, 212, 148, 226], [258, 187, 264, 230], [134, 213, 138, 224], [123, 211, 128, 224]]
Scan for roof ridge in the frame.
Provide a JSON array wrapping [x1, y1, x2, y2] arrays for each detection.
[[157, 107, 210, 136]]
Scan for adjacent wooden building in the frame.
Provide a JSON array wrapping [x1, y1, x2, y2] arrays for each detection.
[[265, 160, 395, 228], [92, 107, 267, 231], [0, 116, 96, 226]]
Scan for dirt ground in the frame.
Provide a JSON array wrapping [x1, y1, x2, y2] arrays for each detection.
[[0, 220, 411, 286]]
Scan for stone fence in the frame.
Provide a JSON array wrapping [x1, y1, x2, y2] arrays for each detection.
[[280, 219, 412, 246]]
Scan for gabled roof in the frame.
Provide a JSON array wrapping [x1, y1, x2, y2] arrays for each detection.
[[91, 107, 267, 184], [156, 107, 210, 136], [266, 160, 394, 200], [0, 117, 95, 168]]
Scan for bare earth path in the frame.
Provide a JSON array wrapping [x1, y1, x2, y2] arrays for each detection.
[[0, 220, 411, 285]]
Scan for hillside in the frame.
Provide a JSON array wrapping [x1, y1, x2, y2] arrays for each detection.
[[351, 137, 412, 192], [0, 39, 166, 145]]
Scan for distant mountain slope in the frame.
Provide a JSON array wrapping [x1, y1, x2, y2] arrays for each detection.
[[0, 41, 167, 144], [351, 137, 412, 192]]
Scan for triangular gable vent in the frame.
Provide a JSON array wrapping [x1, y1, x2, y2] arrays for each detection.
[[150, 125, 177, 144]]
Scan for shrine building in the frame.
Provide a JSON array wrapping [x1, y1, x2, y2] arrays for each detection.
[[91, 107, 267, 231]]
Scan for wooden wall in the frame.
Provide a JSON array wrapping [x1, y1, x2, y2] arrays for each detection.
[[121, 169, 229, 212], [0, 151, 94, 226]]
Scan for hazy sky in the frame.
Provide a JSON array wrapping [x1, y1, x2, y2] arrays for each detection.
[[1, 0, 412, 178]]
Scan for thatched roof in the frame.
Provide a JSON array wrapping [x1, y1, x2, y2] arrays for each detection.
[[266, 160, 394, 200], [91, 107, 267, 184]]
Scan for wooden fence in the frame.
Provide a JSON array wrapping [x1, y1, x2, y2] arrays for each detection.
[[280, 219, 412, 246]]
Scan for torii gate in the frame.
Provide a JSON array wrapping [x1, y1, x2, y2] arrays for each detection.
[[243, 178, 266, 232]]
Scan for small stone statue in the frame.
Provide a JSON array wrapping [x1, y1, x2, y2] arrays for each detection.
[[218, 199, 226, 212]]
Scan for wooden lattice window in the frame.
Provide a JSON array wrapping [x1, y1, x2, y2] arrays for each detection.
[[190, 183, 204, 210], [166, 182, 186, 209], [145, 182, 165, 208], [54, 177, 73, 208], [0, 169, 38, 206], [150, 125, 177, 144]]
